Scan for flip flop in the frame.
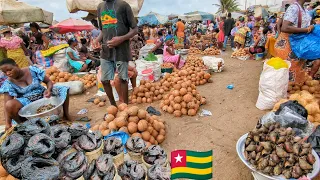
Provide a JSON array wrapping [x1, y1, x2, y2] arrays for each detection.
[[75, 116, 91, 122]]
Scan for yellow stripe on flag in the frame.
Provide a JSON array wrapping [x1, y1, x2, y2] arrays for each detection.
[[171, 167, 212, 175], [186, 156, 212, 163]]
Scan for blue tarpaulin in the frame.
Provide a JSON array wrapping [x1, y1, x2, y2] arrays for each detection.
[[138, 12, 168, 26]]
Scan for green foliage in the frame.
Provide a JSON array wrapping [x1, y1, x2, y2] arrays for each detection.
[[213, 0, 241, 13]]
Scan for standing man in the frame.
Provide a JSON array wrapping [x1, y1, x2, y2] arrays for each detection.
[[223, 12, 235, 51], [97, 0, 138, 106], [176, 19, 185, 44]]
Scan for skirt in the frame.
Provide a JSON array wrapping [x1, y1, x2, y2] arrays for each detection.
[[7, 48, 29, 68], [69, 59, 92, 72]]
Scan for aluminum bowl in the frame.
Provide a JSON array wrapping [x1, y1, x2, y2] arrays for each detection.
[[18, 96, 64, 120]]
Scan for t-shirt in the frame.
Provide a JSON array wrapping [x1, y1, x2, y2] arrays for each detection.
[[224, 18, 235, 36], [97, 0, 137, 62], [176, 21, 185, 37], [284, 3, 311, 28]]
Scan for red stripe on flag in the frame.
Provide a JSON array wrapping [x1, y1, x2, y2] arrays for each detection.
[[171, 150, 187, 168]]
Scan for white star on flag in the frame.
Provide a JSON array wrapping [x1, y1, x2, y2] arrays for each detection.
[[175, 153, 183, 163]]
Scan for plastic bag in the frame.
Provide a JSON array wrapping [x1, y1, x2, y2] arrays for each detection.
[[53, 49, 72, 72], [256, 60, 290, 110], [139, 44, 156, 59], [275, 100, 308, 118], [1, 133, 24, 159], [55, 81, 84, 95], [307, 126, 320, 155], [202, 56, 225, 73], [144, 53, 158, 62], [290, 25, 320, 60], [26, 133, 55, 158], [147, 106, 161, 116], [21, 157, 60, 180]]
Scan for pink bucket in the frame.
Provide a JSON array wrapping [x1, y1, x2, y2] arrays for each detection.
[[141, 69, 154, 82]]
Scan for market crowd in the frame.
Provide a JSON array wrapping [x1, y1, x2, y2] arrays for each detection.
[[0, 0, 320, 129]]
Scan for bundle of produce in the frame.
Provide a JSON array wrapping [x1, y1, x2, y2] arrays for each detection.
[[130, 80, 166, 104], [288, 76, 320, 98], [244, 122, 316, 179], [147, 164, 171, 180], [92, 97, 107, 107], [273, 91, 320, 126], [80, 74, 97, 89], [161, 63, 174, 69], [188, 47, 204, 55], [160, 80, 207, 117], [203, 47, 221, 56], [143, 145, 167, 167], [91, 105, 167, 146], [231, 48, 250, 58], [83, 155, 116, 179], [185, 55, 206, 68], [118, 160, 146, 179], [59, 151, 88, 179]]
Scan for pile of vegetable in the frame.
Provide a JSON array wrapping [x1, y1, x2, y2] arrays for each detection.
[[184, 55, 206, 68], [188, 47, 204, 55], [231, 48, 250, 58], [273, 91, 320, 126], [288, 77, 320, 98], [203, 47, 221, 56], [244, 122, 316, 179], [160, 79, 207, 117], [91, 105, 167, 146], [45, 66, 97, 89], [161, 63, 175, 69], [93, 97, 107, 107], [143, 145, 167, 166], [130, 80, 167, 104]]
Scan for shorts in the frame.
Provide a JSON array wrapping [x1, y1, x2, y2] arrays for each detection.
[[100, 59, 128, 81]]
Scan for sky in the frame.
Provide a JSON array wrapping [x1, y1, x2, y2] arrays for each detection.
[[21, 0, 280, 21]]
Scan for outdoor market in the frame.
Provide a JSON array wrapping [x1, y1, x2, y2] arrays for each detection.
[[0, 0, 320, 179]]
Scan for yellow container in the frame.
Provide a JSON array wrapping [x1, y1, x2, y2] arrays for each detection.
[[85, 141, 104, 164]]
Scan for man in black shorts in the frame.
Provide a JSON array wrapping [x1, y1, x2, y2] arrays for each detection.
[[97, 0, 138, 106]]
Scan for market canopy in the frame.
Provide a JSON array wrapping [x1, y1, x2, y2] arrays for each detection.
[[66, 0, 144, 17], [137, 12, 168, 26], [0, 0, 53, 25], [254, 6, 269, 18], [184, 11, 214, 21], [50, 18, 94, 34]]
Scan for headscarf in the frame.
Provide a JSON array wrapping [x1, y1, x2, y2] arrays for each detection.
[[165, 35, 173, 42]]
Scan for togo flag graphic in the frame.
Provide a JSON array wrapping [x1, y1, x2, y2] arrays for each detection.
[[171, 150, 213, 179]]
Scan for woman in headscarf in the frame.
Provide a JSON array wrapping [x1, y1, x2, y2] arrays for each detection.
[[163, 36, 185, 69], [0, 26, 30, 68], [29, 22, 49, 63], [274, 0, 315, 82]]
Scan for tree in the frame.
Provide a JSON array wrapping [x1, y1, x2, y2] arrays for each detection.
[[213, 0, 240, 14]]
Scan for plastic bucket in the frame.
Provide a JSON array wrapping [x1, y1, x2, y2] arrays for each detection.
[[113, 152, 125, 168], [141, 69, 154, 82], [128, 151, 143, 164], [255, 53, 264, 60], [85, 141, 104, 163]]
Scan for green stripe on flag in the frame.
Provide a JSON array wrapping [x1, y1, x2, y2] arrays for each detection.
[[186, 162, 212, 169], [187, 150, 212, 157], [171, 173, 212, 180]]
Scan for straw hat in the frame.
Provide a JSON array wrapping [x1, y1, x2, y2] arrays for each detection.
[[0, 26, 11, 34]]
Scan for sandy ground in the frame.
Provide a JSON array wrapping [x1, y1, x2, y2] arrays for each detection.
[[0, 50, 319, 180]]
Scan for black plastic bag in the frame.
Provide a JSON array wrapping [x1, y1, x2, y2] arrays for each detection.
[[147, 164, 171, 180], [15, 118, 51, 138], [4, 155, 25, 178], [147, 106, 161, 116], [68, 123, 88, 138], [51, 124, 71, 150], [1, 133, 24, 159], [275, 100, 308, 118], [26, 133, 55, 158], [307, 126, 320, 155], [274, 106, 308, 129], [118, 160, 146, 180], [21, 157, 60, 180]]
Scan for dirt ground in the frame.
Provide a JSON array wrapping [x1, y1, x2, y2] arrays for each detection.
[[0, 50, 319, 180]]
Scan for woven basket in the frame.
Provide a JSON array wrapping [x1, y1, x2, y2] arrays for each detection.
[[0, 127, 14, 145], [85, 141, 104, 164], [128, 151, 143, 164], [113, 152, 124, 168]]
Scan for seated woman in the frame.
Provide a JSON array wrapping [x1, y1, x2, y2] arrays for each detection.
[[66, 38, 92, 72], [149, 31, 165, 55], [194, 32, 204, 50], [249, 27, 268, 55], [0, 58, 70, 131], [112, 63, 138, 103], [79, 38, 99, 68], [163, 37, 185, 69]]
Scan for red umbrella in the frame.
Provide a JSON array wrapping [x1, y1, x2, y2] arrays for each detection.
[[50, 18, 94, 34]]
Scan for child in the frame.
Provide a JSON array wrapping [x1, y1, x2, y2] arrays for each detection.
[[163, 37, 185, 69], [249, 27, 268, 55]]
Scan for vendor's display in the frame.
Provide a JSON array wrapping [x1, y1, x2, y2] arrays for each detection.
[[84, 154, 116, 179], [161, 63, 174, 69], [118, 160, 146, 179], [288, 76, 320, 98], [36, 104, 56, 114], [188, 47, 204, 55], [160, 80, 207, 117], [147, 164, 171, 179], [45, 66, 97, 89], [244, 122, 316, 179], [91, 105, 167, 146], [231, 48, 250, 59], [273, 91, 320, 126], [130, 80, 167, 103], [142, 145, 167, 168], [203, 47, 221, 56], [161, 63, 174, 74], [185, 55, 206, 68]]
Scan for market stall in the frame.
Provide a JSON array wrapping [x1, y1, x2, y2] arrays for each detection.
[[137, 12, 169, 26], [50, 18, 94, 34]]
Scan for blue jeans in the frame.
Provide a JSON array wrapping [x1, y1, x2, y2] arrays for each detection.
[[223, 35, 234, 48]]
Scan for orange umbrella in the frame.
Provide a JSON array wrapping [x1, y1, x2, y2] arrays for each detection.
[[51, 18, 94, 34]]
